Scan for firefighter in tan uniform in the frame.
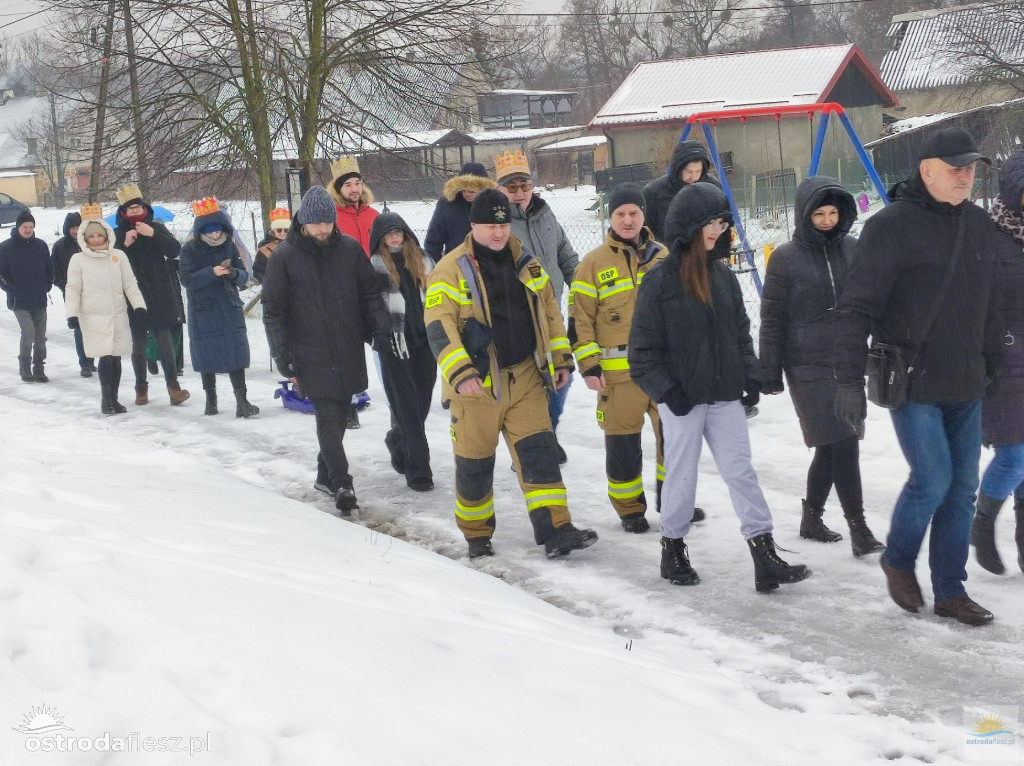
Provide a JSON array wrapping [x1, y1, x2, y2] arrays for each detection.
[[569, 183, 704, 532], [425, 188, 598, 559]]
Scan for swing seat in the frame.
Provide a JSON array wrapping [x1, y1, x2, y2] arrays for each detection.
[[274, 380, 315, 414]]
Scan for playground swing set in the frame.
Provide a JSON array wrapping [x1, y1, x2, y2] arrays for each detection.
[[672, 102, 891, 295]]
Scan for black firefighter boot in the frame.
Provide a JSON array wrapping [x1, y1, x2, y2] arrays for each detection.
[[800, 499, 842, 543], [204, 383, 218, 415], [1015, 498, 1024, 573], [32, 361, 48, 383], [748, 533, 812, 593], [660, 537, 700, 585], [971, 492, 1006, 575], [846, 513, 885, 557], [19, 358, 33, 382], [234, 386, 259, 418]]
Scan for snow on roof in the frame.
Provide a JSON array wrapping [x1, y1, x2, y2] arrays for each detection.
[[886, 112, 955, 134], [486, 89, 575, 97], [467, 125, 582, 143], [866, 95, 1024, 147], [590, 44, 896, 129], [533, 135, 607, 152], [881, 4, 1024, 92], [0, 169, 35, 178]]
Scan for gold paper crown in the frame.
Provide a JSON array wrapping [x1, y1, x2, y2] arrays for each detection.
[[330, 155, 360, 180], [115, 183, 142, 205], [80, 203, 103, 221], [191, 197, 220, 217], [495, 150, 530, 181], [268, 207, 291, 223]]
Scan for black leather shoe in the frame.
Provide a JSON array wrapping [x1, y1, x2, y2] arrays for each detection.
[[934, 594, 994, 626]]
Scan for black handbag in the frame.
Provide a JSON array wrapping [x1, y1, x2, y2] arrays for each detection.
[[865, 211, 967, 409]]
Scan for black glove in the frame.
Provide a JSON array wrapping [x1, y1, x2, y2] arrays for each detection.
[[763, 379, 784, 395], [67, 316, 80, 330], [662, 386, 693, 417], [741, 380, 760, 408], [834, 383, 866, 428], [134, 307, 148, 321], [276, 359, 295, 379]]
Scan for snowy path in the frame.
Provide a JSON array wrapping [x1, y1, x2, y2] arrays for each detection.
[[3, 299, 1022, 763]]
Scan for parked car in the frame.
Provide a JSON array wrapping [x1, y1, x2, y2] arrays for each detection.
[[0, 192, 30, 227]]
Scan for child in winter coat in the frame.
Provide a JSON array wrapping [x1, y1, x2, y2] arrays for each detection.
[[369, 212, 437, 491], [178, 197, 258, 418], [65, 209, 147, 414]]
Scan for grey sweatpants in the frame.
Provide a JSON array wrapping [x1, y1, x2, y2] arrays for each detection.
[[14, 308, 47, 364], [658, 400, 773, 541]]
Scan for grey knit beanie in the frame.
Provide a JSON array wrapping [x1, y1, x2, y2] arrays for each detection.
[[297, 186, 337, 225]]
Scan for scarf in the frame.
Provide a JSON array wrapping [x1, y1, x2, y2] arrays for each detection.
[[991, 196, 1024, 250], [370, 246, 410, 359]]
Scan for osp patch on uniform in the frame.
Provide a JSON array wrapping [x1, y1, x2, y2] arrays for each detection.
[[598, 267, 618, 283], [425, 294, 443, 308], [596, 409, 605, 423]]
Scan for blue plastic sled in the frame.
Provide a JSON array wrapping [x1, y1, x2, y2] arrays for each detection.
[[274, 380, 315, 414], [353, 390, 371, 411]]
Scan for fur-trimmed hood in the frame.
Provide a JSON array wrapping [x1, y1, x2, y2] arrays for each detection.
[[442, 173, 497, 202], [77, 218, 119, 255], [329, 179, 375, 207]]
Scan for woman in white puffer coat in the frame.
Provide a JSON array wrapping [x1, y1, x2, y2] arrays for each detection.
[[65, 213, 147, 414]]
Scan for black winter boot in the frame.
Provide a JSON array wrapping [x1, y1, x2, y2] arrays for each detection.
[[335, 486, 358, 516], [19, 358, 33, 382], [346, 404, 360, 430], [544, 523, 598, 558], [800, 499, 842, 542], [847, 513, 885, 557], [234, 387, 259, 418], [660, 537, 700, 585], [468, 538, 495, 559], [204, 386, 218, 415], [621, 512, 650, 534], [748, 533, 811, 592], [971, 493, 1006, 575], [1015, 499, 1024, 573]]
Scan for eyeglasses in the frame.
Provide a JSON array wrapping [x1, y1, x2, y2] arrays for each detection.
[[503, 181, 533, 194], [703, 219, 729, 233]]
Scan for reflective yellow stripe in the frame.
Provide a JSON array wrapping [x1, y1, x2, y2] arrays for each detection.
[[455, 497, 495, 521], [425, 282, 470, 305], [598, 279, 635, 300], [439, 347, 471, 377], [600, 357, 630, 371], [576, 342, 601, 362], [656, 463, 666, 481], [526, 273, 550, 292], [549, 336, 570, 353], [524, 487, 568, 510], [636, 271, 646, 285], [570, 280, 598, 299], [608, 476, 644, 500]]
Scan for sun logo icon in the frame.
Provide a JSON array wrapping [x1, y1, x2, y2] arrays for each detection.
[[12, 704, 73, 735], [971, 713, 1011, 737]]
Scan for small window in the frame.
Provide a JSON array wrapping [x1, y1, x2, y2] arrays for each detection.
[[720, 151, 734, 173]]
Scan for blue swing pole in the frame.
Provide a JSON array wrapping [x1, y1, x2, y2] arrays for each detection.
[[699, 121, 764, 294], [808, 111, 830, 176], [832, 107, 891, 205]]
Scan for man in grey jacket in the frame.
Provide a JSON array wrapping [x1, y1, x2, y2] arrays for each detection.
[[497, 150, 579, 462]]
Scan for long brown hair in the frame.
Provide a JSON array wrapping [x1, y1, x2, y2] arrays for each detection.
[[377, 236, 428, 291], [678, 235, 712, 306]]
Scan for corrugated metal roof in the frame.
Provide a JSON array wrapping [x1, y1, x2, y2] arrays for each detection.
[[880, 4, 1024, 92], [590, 45, 886, 128], [534, 135, 607, 152], [467, 126, 582, 143]]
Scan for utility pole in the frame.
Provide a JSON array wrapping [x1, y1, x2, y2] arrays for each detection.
[[49, 89, 66, 207], [121, 0, 150, 198], [89, 0, 117, 203]]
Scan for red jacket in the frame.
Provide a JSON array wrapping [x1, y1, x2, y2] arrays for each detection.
[[335, 203, 378, 256]]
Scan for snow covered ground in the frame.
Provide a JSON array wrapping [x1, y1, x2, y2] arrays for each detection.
[[1, 205, 1022, 765]]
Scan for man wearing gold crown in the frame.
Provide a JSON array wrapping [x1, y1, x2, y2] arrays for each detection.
[[497, 150, 579, 463], [113, 183, 190, 406], [328, 156, 378, 256], [253, 207, 290, 283]]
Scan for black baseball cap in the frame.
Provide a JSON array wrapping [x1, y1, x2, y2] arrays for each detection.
[[918, 127, 990, 167]]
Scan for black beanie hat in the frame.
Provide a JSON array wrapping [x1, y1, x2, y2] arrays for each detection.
[[470, 188, 511, 224], [16, 209, 35, 228], [607, 182, 646, 216], [460, 161, 488, 178]]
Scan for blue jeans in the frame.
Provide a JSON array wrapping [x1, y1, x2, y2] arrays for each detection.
[[980, 444, 1024, 501], [548, 374, 572, 431], [73, 326, 94, 369], [887, 400, 981, 602]]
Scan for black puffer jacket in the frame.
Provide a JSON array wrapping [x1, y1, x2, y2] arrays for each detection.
[[0, 228, 53, 311], [642, 140, 722, 243], [833, 173, 1012, 404], [629, 183, 760, 405], [760, 177, 858, 387], [51, 212, 82, 294], [423, 172, 496, 263], [114, 203, 184, 330], [261, 220, 390, 400]]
